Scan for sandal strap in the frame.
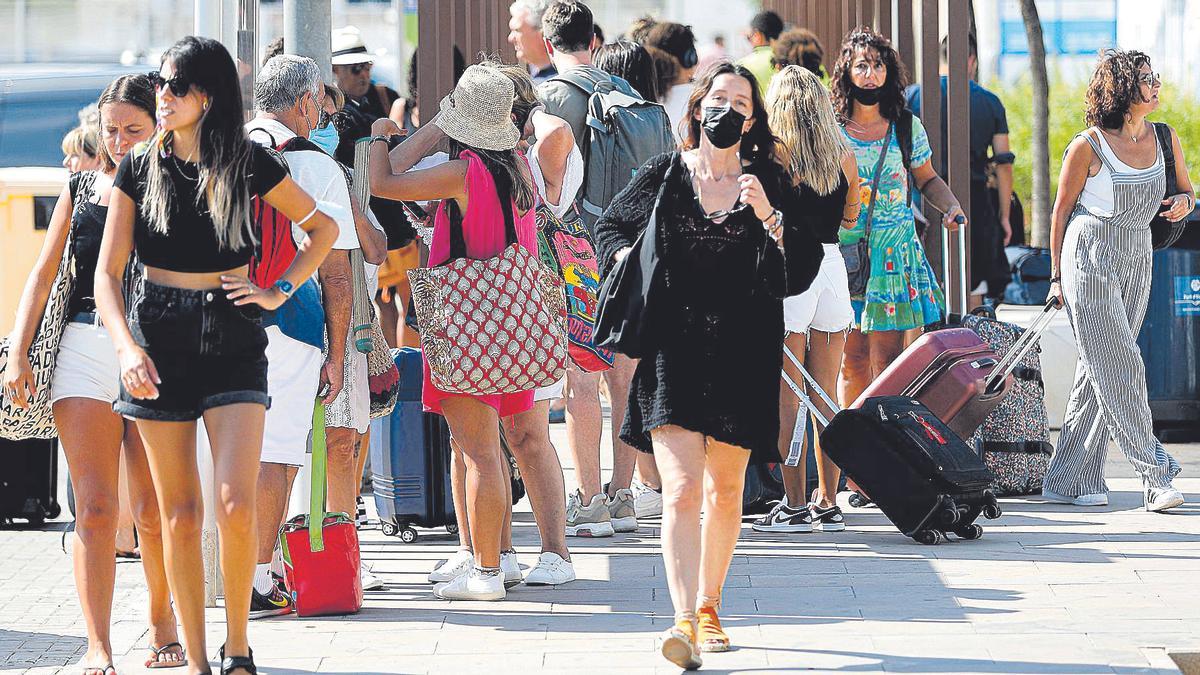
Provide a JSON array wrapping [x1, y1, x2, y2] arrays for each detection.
[[152, 641, 184, 655], [220, 655, 257, 675]]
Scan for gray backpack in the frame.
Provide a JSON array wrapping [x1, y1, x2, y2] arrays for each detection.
[[551, 69, 676, 230]]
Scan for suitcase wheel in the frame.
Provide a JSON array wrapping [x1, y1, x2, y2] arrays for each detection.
[[953, 524, 984, 540], [939, 500, 962, 526], [381, 521, 400, 537], [446, 522, 460, 535], [399, 527, 418, 544], [848, 491, 874, 508], [982, 502, 1002, 520], [913, 529, 944, 545]]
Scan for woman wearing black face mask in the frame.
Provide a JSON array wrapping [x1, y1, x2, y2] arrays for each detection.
[[594, 61, 822, 668], [831, 27, 965, 410]]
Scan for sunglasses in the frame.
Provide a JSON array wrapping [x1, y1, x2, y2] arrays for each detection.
[[148, 70, 191, 97], [318, 109, 348, 130], [1138, 72, 1162, 87], [698, 199, 750, 221], [347, 63, 371, 76]]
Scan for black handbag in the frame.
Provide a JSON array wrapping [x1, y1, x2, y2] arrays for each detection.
[[842, 124, 894, 296], [593, 161, 676, 359], [1149, 122, 1188, 250]]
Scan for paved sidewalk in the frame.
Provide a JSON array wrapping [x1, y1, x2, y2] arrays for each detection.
[[2, 425, 1199, 674]]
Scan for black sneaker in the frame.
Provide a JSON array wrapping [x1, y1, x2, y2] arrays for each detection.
[[249, 584, 293, 619], [809, 503, 846, 532], [751, 500, 814, 533]]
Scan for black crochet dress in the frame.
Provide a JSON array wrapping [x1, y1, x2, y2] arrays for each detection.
[[594, 152, 823, 462]]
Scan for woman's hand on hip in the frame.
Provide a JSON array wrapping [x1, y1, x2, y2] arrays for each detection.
[[222, 275, 286, 311], [943, 205, 967, 231], [2, 355, 36, 409], [1160, 194, 1194, 223], [119, 346, 160, 400], [738, 174, 773, 221]]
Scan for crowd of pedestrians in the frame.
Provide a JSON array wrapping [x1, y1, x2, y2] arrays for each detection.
[[1, 3, 1195, 673]]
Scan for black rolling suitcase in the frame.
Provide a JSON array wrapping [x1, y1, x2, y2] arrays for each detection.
[[782, 350, 1001, 545], [0, 437, 62, 526]]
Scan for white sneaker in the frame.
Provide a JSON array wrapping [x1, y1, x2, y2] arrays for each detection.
[[1145, 482, 1185, 512], [428, 549, 474, 584], [433, 567, 506, 601], [360, 563, 385, 591], [500, 551, 523, 588], [1041, 488, 1108, 506], [524, 552, 576, 586], [633, 480, 664, 519]]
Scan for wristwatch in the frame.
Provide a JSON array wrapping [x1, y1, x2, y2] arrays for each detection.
[[273, 279, 295, 298]]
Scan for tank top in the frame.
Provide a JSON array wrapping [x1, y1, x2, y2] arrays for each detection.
[[1077, 129, 1163, 218], [797, 173, 850, 244]]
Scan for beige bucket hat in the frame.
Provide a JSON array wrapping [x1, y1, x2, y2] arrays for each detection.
[[434, 65, 521, 152]]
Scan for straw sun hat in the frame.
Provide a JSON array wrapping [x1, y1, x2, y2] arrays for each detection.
[[434, 65, 521, 152]]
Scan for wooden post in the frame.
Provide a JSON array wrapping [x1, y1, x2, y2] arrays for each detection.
[[919, 0, 944, 287], [896, 0, 915, 77], [946, 0, 972, 315]]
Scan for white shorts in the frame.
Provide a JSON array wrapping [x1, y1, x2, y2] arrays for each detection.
[[783, 243, 854, 335], [261, 326, 323, 466], [534, 377, 566, 402], [50, 322, 120, 405]]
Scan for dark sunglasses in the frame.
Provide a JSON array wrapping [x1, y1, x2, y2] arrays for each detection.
[[318, 109, 349, 130], [348, 63, 371, 76], [698, 199, 750, 221], [147, 70, 191, 97]]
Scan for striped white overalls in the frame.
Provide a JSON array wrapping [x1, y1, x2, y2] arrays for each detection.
[[1044, 130, 1182, 496]]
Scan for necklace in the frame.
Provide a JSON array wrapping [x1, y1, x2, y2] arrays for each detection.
[[172, 154, 199, 181]]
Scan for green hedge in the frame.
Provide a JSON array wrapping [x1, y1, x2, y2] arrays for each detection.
[[995, 77, 1200, 240]]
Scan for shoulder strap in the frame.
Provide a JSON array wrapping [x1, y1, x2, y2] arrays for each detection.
[[247, 127, 279, 148], [1154, 122, 1176, 191], [1077, 129, 1112, 172], [375, 84, 396, 112], [862, 125, 894, 240], [278, 135, 324, 155], [551, 68, 603, 96]]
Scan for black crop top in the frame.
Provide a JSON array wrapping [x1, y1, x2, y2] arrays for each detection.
[[114, 144, 288, 272], [66, 172, 107, 315], [798, 173, 850, 245]]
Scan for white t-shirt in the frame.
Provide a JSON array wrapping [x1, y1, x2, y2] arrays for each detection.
[[663, 83, 693, 143], [529, 144, 584, 218], [245, 118, 360, 252]]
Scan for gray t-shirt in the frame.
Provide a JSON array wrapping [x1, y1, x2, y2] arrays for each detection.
[[538, 64, 618, 153]]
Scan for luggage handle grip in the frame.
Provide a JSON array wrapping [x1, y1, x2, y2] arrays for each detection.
[[984, 300, 1060, 393], [781, 346, 841, 429]]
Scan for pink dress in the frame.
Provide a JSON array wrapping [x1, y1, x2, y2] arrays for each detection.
[[422, 150, 538, 417]]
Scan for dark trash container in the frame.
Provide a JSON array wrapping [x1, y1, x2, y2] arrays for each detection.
[[1137, 216, 1200, 441]]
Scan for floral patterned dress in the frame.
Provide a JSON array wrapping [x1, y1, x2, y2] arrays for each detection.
[[839, 117, 945, 333]]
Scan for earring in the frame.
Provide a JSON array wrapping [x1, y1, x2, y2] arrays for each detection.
[[202, 98, 210, 112]]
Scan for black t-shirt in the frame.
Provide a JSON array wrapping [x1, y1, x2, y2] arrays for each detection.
[[905, 78, 1009, 183], [797, 173, 849, 245], [65, 172, 107, 315], [114, 144, 289, 272]]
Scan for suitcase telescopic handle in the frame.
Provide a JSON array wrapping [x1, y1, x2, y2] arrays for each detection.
[[983, 299, 1061, 395], [941, 215, 969, 318], [781, 346, 842, 429]]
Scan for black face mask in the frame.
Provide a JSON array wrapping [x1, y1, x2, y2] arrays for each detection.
[[850, 84, 883, 106], [701, 105, 747, 149]]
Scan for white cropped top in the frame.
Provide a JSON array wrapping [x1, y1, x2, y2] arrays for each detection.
[[1077, 130, 1162, 217]]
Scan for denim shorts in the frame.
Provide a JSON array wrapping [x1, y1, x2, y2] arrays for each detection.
[[114, 280, 270, 421]]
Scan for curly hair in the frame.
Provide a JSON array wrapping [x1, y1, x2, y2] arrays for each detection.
[[772, 28, 825, 79], [680, 61, 777, 165], [830, 26, 910, 123], [1085, 49, 1153, 130]]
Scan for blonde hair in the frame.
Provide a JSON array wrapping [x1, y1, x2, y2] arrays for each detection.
[[61, 126, 99, 161], [766, 65, 847, 196]]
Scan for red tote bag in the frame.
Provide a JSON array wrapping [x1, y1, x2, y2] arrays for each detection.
[[280, 403, 363, 617]]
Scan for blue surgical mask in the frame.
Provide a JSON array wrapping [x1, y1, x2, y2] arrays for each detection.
[[309, 123, 340, 155]]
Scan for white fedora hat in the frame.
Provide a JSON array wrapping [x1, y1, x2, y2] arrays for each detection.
[[331, 26, 373, 65], [434, 65, 521, 152]]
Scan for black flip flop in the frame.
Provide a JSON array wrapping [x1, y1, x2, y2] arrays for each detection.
[[146, 642, 187, 669]]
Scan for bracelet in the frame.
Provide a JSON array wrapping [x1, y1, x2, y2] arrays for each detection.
[[370, 135, 390, 147], [1050, 276, 1061, 284], [841, 216, 858, 224]]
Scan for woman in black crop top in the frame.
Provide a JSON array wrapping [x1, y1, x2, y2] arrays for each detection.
[[756, 65, 861, 536], [4, 74, 193, 671], [94, 37, 336, 675]]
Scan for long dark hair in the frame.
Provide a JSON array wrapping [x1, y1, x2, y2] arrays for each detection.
[[144, 36, 254, 251], [96, 74, 155, 172], [680, 61, 777, 165], [830, 27, 910, 123], [448, 139, 536, 217], [1086, 49, 1153, 130], [594, 41, 660, 102]]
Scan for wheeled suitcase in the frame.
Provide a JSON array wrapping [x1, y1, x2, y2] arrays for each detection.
[[0, 437, 61, 525], [369, 348, 456, 543], [782, 352, 1001, 544], [961, 307, 1055, 496]]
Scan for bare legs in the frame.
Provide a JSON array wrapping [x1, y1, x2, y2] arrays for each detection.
[[137, 403, 265, 675], [806, 331, 848, 507], [254, 462, 298, 567], [652, 425, 750, 617], [776, 332, 810, 505], [504, 402, 570, 559], [54, 399, 177, 671], [565, 356, 639, 501], [325, 427, 362, 519], [440, 398, 506, 569], [839, 328, 905, 407]]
